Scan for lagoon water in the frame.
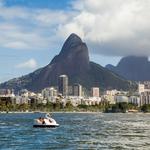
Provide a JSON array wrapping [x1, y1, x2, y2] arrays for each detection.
[[0, 113, 150, 150]]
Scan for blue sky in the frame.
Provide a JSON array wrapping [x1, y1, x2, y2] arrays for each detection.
[[4, 0, 71, 9], [0, 0, 149, 83]]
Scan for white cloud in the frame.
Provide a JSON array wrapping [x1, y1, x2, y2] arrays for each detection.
[[16, 59, 37, 69], [60, 0, 150, 57], [0, 5, 72, 51], [0, 0, 150, 57]]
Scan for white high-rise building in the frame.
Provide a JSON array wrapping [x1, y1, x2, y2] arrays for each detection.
[[42, 87, 57, 99], [140, 91, 150, 106], [73, 84, 82, 96], [91, 87, 100, 97], [138, 83, 145, 93]]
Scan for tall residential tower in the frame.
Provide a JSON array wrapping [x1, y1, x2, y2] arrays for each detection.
[[73, 83, 82, 96], [58, 75, 68, 96], [91, 87, 100, 97]]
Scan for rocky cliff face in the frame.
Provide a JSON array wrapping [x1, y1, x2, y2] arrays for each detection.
[[106, 56, 150, 81], [26, 33, 90, 91], [50, 33, 90, 75], [0, 33, 134, 92]]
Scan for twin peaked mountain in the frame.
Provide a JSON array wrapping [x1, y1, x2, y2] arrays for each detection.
[[0, 33, 133, 92]]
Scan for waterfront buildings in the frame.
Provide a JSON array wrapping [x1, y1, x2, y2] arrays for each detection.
[[82, 97, 101, 106], [42, 87, 57, 98], [103, 95, 116, 104], [129, 96, 140, 107], [42, 87, 58, 103], [140, 91, 150, 106], [138, 83, 145, 93], [138, 82, 150, 93], [2, 77, 150, 108], [68, 86, 73, 95], [115, 95, 129, 103], [67, 96, 82, 107], [138, 82, 150, 106], [103, 89, 125, 104], [0, 89, 15, 97], [0, 89, 15, 104], [105, 89, 127, 96], [58, 75, 68, 96], [73, 84, 82, 96], [91, 87, 100, 97], [105, 89, 119, 96]]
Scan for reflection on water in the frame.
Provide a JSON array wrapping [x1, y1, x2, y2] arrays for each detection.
[[0, 113, 150, 150]]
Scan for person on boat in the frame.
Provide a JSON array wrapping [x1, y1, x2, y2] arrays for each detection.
[[37, 117, 45, 124], [37, 117, 42, 124], [41, 118, 45, 124]]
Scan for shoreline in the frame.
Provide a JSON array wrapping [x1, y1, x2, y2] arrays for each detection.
[[0, 111, 102, 114], [0, 111, 148, 114]]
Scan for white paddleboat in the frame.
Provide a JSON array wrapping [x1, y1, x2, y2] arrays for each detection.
[[33, 113, 59, 128]]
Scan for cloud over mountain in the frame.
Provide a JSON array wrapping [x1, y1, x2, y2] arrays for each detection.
[[0, 0, 150, 57], [60, 0, 150, 57], [0, 33, 134, 92]]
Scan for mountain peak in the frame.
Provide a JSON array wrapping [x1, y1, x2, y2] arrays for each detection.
[[118, 56, 148, 66], [106, 55, 150, 81], [0, 34, 134, 92], [50, 33, 89, 69], [60, 33, 83, 54], [51, 33, 89, 71], [67, 33, 82, 42]]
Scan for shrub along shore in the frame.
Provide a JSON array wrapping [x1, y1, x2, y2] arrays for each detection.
[[1, 101, 150, 113]]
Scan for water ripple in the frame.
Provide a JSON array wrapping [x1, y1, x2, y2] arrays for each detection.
[[0, 113, 150, 150]]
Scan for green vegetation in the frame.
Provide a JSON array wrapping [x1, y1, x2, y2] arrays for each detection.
[[0, 97, 150, 113], [77, 104, 106, 112], [105, 102, 139, 113], [141, 104, 150, 113], [105, 102, 127, 113], [0, 99, 107, 112]]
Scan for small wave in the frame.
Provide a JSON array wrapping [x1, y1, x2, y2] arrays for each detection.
[[104, 120, 121, 124], [123, 122, 149, 128], [0, 122, 6, 125]]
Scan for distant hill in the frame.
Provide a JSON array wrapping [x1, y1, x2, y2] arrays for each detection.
[[106, 56, 150, 81], [0, 33, 135, 92]]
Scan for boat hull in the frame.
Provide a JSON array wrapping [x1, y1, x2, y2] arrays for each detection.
[[33, 124, 59, 128]]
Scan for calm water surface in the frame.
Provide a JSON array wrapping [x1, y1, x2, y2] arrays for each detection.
[[0, 113, 150, 150]]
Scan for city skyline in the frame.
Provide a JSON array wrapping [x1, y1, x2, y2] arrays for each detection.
[[0, 0, 149, 83], [1, 1, 150, 149]]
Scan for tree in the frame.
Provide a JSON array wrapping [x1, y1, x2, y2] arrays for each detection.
[[141, 104, 150, 112], [119, 102, 128, 113]]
